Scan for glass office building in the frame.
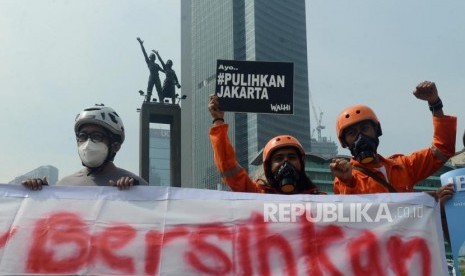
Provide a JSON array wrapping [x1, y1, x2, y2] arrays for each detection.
[[181, 0, 310, 189], [149, 126, 171, 186]]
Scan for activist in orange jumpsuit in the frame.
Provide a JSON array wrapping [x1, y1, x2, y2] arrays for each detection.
[[330, 81, 456, 194], [208, 95, 324, 195]]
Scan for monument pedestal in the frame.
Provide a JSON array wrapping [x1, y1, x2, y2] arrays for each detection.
[[139, 102, 181, 186]]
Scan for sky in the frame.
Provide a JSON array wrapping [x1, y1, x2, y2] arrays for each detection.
[[0, 0, 464, 183], [306, 0, 465, 156]]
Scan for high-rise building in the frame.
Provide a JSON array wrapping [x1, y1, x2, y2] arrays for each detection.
[[311, 137, 338, 158], [181, 0, 311, 189], [148, 126, 171, 186], [9, 165, 59, 185]]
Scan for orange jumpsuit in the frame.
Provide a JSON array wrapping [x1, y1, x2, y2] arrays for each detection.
[[210, 124, 323, 194], [334, 115, 457, 194]]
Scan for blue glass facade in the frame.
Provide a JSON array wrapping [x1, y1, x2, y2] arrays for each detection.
[[149, 127, 171, 186]]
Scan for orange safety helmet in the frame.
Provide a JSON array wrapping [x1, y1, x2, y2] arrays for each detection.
[[263, 135, 306, 166], [336, 105, 382, 148]]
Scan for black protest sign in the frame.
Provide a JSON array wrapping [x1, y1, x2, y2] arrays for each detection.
[[215, 60, 294, 114]]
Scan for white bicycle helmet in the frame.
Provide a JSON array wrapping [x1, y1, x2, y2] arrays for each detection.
[[74, 105, 125, 143]]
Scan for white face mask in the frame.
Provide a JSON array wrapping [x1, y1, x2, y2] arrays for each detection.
[[78, 140, 109, 168]]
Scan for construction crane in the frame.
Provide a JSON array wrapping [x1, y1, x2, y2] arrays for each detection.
[[309, 89, 325, 141]]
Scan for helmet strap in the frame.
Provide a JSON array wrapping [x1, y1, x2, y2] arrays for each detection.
[[84, 140, 116, 176], [85, 159, 110, 176]]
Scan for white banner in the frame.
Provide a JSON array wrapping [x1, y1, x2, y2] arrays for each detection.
[[0, 184, 447, 275]]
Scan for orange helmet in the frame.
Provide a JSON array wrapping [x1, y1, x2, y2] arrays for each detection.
[[263, 135, 305, 165], [336, 105, 382, 148]]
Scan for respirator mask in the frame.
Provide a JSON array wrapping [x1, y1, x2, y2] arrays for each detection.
[[348, 133, 379, 164], [78, 140, 109, 168], [272, 161, 300, 194]]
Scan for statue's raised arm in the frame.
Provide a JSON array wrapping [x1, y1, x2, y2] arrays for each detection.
[[137, 37, 150, 64], [154, 50, 167, 71]]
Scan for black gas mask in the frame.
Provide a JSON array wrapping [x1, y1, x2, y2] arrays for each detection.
[[271, 161, 300, 194], [348, 133, 379, 164]]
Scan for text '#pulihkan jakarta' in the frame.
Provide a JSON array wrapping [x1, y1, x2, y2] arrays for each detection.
[[217, 73, 285, 99]]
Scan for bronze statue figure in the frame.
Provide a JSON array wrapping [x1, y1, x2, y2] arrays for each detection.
[[155, 51, 181, 104], [137, 37, 165, 102]]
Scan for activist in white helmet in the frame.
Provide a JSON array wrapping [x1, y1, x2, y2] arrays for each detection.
[[74, 105, 125, 165], [22, 104, 148, 190]]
